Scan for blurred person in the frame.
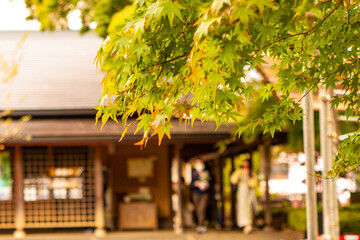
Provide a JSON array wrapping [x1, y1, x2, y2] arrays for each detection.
[[190, 158, 211, 233], [230, 159, 257, 234]]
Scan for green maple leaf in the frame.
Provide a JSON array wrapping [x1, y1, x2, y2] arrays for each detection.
[[159, 1, 183, 27], [211, 0, 231, 15]]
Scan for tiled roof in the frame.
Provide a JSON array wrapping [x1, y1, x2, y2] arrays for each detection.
[[0, 31, 104, 111]]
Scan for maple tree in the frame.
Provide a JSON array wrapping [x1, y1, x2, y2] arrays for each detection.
[[0, 35, 31, 143], [26, 0, 360, 176], [25, 0, 130, 37]]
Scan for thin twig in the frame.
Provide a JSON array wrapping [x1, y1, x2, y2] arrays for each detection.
[[342, 0, 351, 37], [321, 0, 344, 23], [253, 0, 344, 56], [147, 52, 189, 71], [251, 32, 306, 57], [255, 66, 280, 101], [156, 64, 164, 81], [296, 59, 358, 104], [161, 53, 189, 65], [297, 68, 340, 103], [318, 0, 334, 4], [296, 79, 321, 103]]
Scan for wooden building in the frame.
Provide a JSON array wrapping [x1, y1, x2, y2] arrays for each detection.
[[0, 31, 235, 237]]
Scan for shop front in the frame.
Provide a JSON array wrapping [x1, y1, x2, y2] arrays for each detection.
[[0, 145, 106, 237], [0, 31, 235, 237], [0, 118, 233, 237]]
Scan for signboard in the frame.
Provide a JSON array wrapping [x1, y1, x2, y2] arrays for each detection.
[[48, 167, 84, 177], [0, 151, 12, 201], [23, 167, 84, 201], [127, 156, 157, 178]]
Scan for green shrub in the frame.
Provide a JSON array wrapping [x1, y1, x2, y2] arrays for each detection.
[[286, 204, 360, 234], [339, 204, 360, 234], [287, 208, 307, 232]]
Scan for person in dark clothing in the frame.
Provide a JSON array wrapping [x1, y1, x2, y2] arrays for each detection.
[[190, 158, 211, 233]]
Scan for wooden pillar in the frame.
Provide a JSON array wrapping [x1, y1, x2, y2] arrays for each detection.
[[303, 89, 318, 240], [331, 106, 340, 239], [330, 137, 340, 239], [214, 156, 222, 229], [176, 143, 184, 233], [172, 143, 183, 234], [230, 157, 236, 228], [13, 146, 25, 238], [329, 93, 339, 240], [320, 87, 331, 238], [259, 143, 272, 229], [219, 157, 224, 228], [320, 87, 339, 240], [94, 146, 106, 236]]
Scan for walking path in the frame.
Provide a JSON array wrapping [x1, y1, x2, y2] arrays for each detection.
[[0, 229, 304, 240]]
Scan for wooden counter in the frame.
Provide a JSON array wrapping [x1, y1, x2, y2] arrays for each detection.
[[118, 202, 158, 230]]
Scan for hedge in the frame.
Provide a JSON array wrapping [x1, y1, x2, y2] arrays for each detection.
[[286, 204, 360, 234]]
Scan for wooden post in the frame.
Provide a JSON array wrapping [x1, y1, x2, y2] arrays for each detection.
[[329, 96, 339, 240], [330, 95, 340, 240], [330, 137, 340, 239], [214, 156, 222, 229], [320, 87, 339, 240], [330, 175, 339, 239], [303, 89, 318, 240], [13, 146, 25, 238], [320, 87, 331, 238], [94, 146, 106, 236], [259, 143, 272, 229], [230, 157, 236, 228], [172, 143, 183, 234], [327, 89, 339, 239], [176, 143, 184, 233], [219, 157, 225, 228]]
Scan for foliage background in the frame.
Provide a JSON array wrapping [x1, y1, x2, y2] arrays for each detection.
[[24, 0, 360, 176]]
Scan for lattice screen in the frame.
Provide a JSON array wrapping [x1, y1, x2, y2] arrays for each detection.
[[0, 150, 15, 228], [23, 147, 95, 228]]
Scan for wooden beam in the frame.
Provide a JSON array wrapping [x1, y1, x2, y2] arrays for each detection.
[[189, 152, 219, 162], [13, 146, 25, 238], [6, 119, 233, 144], [94, 146, 106, 236]]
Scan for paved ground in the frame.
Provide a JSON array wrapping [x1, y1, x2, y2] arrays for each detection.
[[0, 229, 304, 240]]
